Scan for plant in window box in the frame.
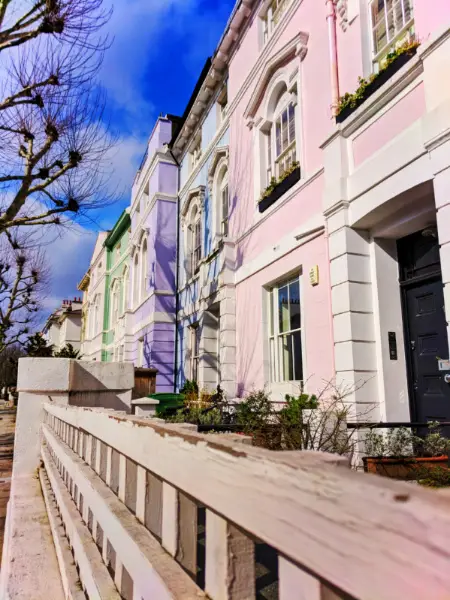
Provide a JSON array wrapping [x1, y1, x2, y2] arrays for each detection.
[[258, 161, 301, 213], [363, 422, 450, 480], [336, 39, 421, 124]]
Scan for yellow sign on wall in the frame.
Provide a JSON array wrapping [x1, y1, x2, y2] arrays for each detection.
[[309, 265, 319, 286]]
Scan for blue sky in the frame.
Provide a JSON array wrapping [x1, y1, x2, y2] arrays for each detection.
[[45, 0, 236, 313]]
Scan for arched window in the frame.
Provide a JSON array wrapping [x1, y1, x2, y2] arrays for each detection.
[[111, 280, 120, 327], [133, 253, 139, 307], [122, 266, 129, 314], [217, 166, 229, 238], [189, 207, 202, 276], [140, 238, 148, 301], [94, 294, 101, 335]]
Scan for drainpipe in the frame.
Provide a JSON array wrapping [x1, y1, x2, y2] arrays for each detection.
[[325, 0, 340, 117], [169, 147, 181, 393]]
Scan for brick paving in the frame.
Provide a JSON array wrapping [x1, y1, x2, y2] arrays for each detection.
[[0, 407, 15, 563]]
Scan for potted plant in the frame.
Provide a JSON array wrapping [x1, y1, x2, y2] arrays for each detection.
[[258, 162, 301, 213], [336, 39, 420, 123], [363, 423, 450, 480]]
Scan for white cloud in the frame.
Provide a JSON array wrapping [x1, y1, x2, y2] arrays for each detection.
[[39, 224, 97, 317]]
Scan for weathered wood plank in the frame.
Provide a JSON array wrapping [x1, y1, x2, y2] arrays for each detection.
[[176, 491, 198, 579], [145, 471, 163, 540]]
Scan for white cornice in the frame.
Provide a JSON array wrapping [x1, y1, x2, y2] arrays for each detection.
[[173, 0, 305, 159]]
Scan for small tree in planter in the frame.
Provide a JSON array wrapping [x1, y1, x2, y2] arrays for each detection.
[[363, 422, 450, 480]]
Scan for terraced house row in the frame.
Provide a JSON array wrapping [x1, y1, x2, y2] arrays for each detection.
[[79, 0, 450, 427]]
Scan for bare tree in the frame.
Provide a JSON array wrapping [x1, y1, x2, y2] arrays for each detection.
[[0, 0, 114, 234], [0, 238, 49, 354]]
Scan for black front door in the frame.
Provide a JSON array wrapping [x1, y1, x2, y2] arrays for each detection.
[[398, 231, 450, 425]]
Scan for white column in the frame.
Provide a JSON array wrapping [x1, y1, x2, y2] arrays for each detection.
[[326, 204, 380, 417]]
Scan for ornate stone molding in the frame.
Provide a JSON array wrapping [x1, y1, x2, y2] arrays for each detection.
[[207, 146, 229, 194], [244, 32, 309, 120], [181, 185, 206, 219]]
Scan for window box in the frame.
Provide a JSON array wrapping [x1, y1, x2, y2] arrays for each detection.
[[336, 44, 418, 124], [258, 165, 300, 213]]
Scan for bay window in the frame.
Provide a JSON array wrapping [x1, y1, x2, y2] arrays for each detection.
[[370, 0, 415, 68], [269, 276, 303, 382]]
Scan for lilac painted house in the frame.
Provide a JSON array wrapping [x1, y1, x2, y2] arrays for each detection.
[[126, 116, 179, 392]]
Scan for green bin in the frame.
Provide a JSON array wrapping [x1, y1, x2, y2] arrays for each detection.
[[149, 393, 185, 417]]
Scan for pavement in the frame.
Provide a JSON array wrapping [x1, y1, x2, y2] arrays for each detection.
[[0, 407, 16, 563]]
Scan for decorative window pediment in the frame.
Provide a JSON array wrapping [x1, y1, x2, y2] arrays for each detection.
[[181, 185, 206, 219], [208, 146, 229, 193], [244, 32, 308, 123]]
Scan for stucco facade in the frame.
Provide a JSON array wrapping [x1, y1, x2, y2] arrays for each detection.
[[127, 117, 178, 392], [79, 118, 178, 393], [102, 210, 131, 363], [78, 233, 108, 362], [171, 0, 450, 425]]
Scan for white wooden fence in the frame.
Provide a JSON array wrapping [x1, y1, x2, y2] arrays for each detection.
[[2, 358, 450, 600]]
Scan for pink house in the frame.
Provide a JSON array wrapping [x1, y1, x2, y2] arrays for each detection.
[[172, 0, 450, 426]]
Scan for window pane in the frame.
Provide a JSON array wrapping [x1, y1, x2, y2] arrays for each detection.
[[371, 0, 386, 27], [269, 289, 275, 336], [279, 334, 293, 381], [386, 7, 395, 41], [269, 338, 275, 381], [292, 330, 303, 381], [267, 129, 272, 166], [289, 279, 301, 331], [373, 20, 387, 54], [393, 0, 403, 30], [222, 185, 228, 220], [278, 285, 289, 333], [403, 0, 413, 21], [288, 104, 295, 145], [281, 109, 288, 151], [275, 120, 281, 158]]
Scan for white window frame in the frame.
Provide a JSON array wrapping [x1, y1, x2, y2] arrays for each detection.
[[369, 0, 415, 69], [190, 324, 200, 383], [189, 135, 202, 173], [271, 98, 297, 181], [133, 253, 139, 307], [140, 238, 148, 302], [111, 279, 120, 328], [190, 213, 202, 276], [268, 274, 304, 384], [122, 266, 129, 314], [260, 0, 294, 45], [220, 179, 229, 238]]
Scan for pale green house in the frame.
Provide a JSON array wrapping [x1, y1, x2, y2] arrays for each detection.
[[102, 210, 131, 362]]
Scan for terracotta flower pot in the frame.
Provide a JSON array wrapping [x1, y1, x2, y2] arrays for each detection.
[[363, 456, 449, 480]]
